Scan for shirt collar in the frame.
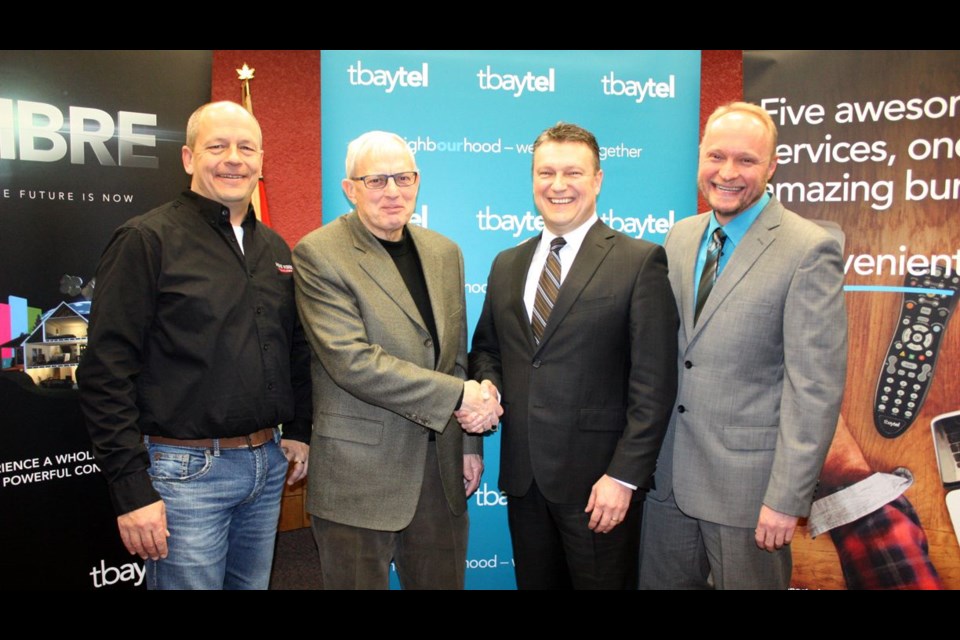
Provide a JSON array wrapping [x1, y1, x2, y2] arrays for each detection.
[[540, 213, 599, 255], [706, 192, 769, 248], [181, 190, 257, 230]]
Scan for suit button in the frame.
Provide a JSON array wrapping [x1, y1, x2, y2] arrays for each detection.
[[684, 360, 693, 369], [532, 359, 541, 369], [677, 405, 686, 413], [424, 338, 433, 348]]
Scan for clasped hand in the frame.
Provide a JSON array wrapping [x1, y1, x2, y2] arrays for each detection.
[[455, 379, 502, 434]]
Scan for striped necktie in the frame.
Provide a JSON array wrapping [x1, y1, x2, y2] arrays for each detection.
[[694, 227, 726, 326], [531, 236, 566, 343]]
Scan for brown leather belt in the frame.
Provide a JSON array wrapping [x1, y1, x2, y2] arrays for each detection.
[[146, 427, 275, 449]]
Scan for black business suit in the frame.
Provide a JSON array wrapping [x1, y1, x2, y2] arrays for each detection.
[[470, 219, 678, 588]]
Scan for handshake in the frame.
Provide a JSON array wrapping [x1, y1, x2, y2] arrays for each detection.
[[455, 379, 503, 434]]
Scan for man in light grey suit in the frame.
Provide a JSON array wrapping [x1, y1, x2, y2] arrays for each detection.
[[639, 102, 847, 589], [292, 131, 498, 589]]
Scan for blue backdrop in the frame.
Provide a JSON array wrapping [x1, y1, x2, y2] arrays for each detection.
[[321, 50, 701, 588]]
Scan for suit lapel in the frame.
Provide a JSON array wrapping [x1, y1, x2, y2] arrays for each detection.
[[691, 201, 782, 338], [408, 224, 447, 347], [677, 213, 710, 345], [347, 213, 428, 335], [511, 235, 540, 350], [536, 221, 613, 351]]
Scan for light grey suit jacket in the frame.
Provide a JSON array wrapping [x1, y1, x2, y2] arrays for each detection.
[[292, 212, 481, 531], [651, 197, 846, 527]]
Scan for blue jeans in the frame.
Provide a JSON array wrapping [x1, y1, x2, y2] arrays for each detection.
[[144, 430, 287, 590]]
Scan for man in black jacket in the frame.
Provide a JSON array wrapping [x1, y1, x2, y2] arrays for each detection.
[[78, 101, 311, 590]]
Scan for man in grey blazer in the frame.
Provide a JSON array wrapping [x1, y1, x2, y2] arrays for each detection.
[[639, 102, 847, 589], [470, 123, 678, 589], [292, 131, 497, 589]]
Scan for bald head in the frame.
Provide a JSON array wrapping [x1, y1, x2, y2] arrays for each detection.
[[186, 101, 263, 150]]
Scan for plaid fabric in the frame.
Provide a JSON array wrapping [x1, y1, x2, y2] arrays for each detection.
[[830, 496, 944, 590]]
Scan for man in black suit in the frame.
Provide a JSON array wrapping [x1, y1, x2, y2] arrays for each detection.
[[468, 122, 678, 589]]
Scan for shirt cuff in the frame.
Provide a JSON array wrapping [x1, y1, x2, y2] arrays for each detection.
[[611, 476, 638, 491], [279, 418, 312, 443], [109, 469, 162, 516], [808, 470, 912, 537]]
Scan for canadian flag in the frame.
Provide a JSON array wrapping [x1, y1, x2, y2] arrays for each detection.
[[239, 63, 272, 227]]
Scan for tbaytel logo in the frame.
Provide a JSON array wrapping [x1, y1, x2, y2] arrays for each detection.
[[600, 209, 676, 239], [346, 61, 428, 94], [410, 204, 428, 228], [601, 72, 676, 104], [474, 482, 508, 506], [477, 65, 555, 98], [476, 206, 543, 238], [90, 559, 145, 588]]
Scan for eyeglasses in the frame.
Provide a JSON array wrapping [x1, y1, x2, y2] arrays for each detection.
[[351, 172, 419, 190]]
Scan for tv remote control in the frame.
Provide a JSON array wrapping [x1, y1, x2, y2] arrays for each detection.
[[874, 267, 959, 438]]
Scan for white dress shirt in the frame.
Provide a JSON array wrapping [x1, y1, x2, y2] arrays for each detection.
[[523, 214, 599, 321]]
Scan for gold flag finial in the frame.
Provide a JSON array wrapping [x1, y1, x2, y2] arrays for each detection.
[[238, 63, 256, 114], [237, 63, 255, 81]]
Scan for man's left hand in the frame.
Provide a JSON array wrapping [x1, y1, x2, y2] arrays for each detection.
[[281, 439, 310, 485], [586, 474, 632, 534], [463, 454, 484, 497], [755, 505, 798, 551]]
